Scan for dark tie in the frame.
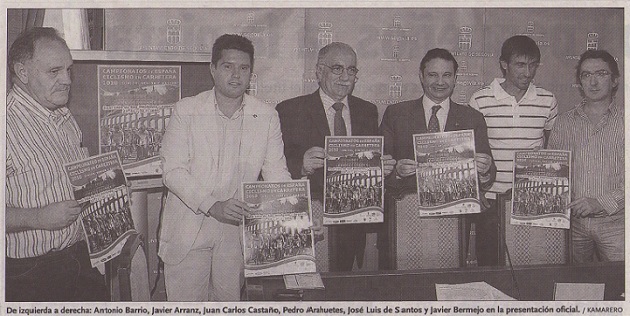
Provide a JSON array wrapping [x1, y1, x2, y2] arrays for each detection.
[[427, 105, 441, 133], [332, 102, 347, 136]]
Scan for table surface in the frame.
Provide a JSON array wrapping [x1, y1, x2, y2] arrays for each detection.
[[245, 261, 625, 301]]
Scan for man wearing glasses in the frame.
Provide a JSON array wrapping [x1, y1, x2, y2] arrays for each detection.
[[276, 42, 395, 272], [468, 35, 558, 266], [548, 50, 624, 263]]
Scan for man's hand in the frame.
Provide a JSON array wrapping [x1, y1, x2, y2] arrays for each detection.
[[395, 159, 417, 178], [301, 146, 325, 176], [38, 200, 83, 231], [207, 199, 251, 225], [382, 154, 396, 177], [475, 153, 492, 175], [568, 197, 606, 218]]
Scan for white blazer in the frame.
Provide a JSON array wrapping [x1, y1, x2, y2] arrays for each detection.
[[158, 89, 291, 265]]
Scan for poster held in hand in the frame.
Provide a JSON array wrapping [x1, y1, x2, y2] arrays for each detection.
[[511, 150, 571, 229], [242, 180, 316, 277], [64, 151, 136, 267], [413, 130, 480, 216], [324, 136, 385, 225]]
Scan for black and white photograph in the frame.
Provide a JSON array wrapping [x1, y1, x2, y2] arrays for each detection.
[[3, 1, 626, 311]]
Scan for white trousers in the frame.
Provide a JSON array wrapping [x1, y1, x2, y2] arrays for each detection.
[[164, 216, 243, 301]]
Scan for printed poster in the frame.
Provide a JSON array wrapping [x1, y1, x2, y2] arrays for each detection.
[[323, 136, 385, 225], [64, 151, 136, 267], [511, 150, 571, 229], [97, 65, 181, 173], [413, 130, 480, 216], [242, 180, 316, 277]]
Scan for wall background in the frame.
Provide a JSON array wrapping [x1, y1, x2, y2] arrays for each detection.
[[105, 7, 624, 117], [6, 7, 624, 155]]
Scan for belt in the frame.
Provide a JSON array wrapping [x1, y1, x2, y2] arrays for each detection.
[[6, 241, 86, 263]]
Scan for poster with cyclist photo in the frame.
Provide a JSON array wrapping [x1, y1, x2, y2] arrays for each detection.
[[413, 130, 481, 216], [323, 136, 385, 225], [97, 65, 180, 169], [63, 151, 136, 267], [242, 180, 316, 277], [511, 150, 571, 229]]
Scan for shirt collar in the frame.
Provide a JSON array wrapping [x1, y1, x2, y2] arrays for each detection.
[[12, 84, 71, 122], [212, 88, 245, 119], [491, 77, 538, 101], [575, 98, 621, 118], [422, 95, 450, 112], [319, 89, 348, 112]]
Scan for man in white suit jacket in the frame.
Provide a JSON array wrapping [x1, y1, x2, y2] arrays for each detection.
[[159, 34, 291, 301]]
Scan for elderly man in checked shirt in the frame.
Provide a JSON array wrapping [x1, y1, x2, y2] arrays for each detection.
[[5, 27, 109, 301], [548, 50, 624, 263]]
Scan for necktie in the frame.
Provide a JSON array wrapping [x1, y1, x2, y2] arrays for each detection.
[[427, 105, 441, 133], [332, 102, 347, 136]]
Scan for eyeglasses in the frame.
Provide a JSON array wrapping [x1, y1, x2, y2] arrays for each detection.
[[320, 64, 359, 76], [580, 70, 612, 81]]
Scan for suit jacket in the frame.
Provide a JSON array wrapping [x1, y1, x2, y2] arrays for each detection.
[[158, 89, 292, 265], [276, 90, 379, 200], [380, 97, 495, 189]]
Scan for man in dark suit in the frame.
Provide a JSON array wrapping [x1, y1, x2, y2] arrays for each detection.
[[277, 42, 395, 272], [380, 48, 496, 263], [381, 48, 495, 185]]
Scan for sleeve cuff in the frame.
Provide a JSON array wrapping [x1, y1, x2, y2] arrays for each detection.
[[198, 195, 219, 216], [478, 173, 492, 184], [598, 195, 621, 216]]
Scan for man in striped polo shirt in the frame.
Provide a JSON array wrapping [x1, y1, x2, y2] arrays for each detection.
[[549, 50, 623, 263], [468, 35, 558, 266], [5, 27, 109, 301]]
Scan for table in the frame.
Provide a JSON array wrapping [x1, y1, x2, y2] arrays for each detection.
[[245, 261, 624, 301]]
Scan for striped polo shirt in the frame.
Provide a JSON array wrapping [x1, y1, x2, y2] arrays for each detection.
[[548, 99, 624, 217], [469, 78, 558, 198], [6, 85, 88, 258]]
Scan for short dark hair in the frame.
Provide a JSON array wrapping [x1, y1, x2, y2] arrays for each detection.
[[499, 35, 540, 74], [8, 27, 69, 79], [211, 34, 254, 67], [420, 48, 458, 74], [576, 49, 620, 95]]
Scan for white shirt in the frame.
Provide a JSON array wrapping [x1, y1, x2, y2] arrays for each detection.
[[469, 78, 558, 198], [422, 95, 450, 132]]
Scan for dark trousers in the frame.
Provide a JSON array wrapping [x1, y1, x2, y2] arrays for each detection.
[[6, 241, 110, 302], [467, 198, 500, 266], [329, 225, 367, 272]]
